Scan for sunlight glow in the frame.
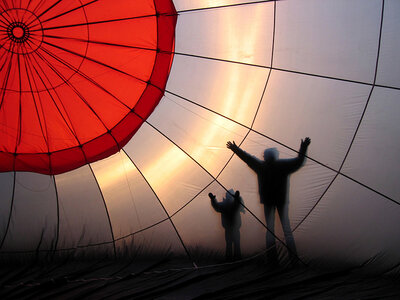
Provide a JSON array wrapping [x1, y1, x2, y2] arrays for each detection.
[[140, 7, 265, 192]]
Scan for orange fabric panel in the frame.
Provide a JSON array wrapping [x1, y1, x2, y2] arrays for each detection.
[[0, 0, 177, 174]]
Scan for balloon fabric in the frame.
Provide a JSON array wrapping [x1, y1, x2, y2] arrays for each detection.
[[0, 0, 177, 175]]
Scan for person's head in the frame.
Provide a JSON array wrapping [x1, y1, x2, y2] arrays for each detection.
[[223, 189, 235, 203], [263, 147, 278, 162], [224, 189, 245, 213]]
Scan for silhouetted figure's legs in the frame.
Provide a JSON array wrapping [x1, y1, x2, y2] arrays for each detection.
[[277, 201, 297, 260], [225, 230, 233, 261], [233, 229, 241, 260], [264, 204, 278, 262]]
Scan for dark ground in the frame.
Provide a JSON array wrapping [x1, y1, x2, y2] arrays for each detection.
[[0, 254, 399, 299]]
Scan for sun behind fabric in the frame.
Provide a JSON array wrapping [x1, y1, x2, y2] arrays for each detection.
[[0, 0, 177, 175]]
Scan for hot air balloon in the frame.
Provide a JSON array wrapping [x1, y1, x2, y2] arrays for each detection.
[[0, 0, 399, 298]]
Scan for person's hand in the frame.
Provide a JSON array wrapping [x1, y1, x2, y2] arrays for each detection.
[[208, 193, 216, 200], [226, 141, 238, 151], [301, 137, 311, 148]]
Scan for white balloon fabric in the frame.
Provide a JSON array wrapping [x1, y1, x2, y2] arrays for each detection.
[[0, 0, 399, 272]]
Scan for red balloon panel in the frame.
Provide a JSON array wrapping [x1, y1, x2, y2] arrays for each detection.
[[0, 0, 177, 174]]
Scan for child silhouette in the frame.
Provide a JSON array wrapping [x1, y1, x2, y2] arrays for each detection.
[[209, 189, 244, 261]]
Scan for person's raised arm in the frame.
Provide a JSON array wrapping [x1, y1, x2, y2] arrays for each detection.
[[233, 190, 241, 209], [281, 137, 311, 173], [226, 141, 261, 171], [209, 192, 222, 212], [299, 137, 311, 156]]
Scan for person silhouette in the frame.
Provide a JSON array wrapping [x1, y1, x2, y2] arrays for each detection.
[[226, 138, 311, 264], [209, 189, 244, 261]]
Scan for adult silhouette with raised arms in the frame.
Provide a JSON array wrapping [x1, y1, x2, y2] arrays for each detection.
[[227, 138, 311, 264], [209, 189, 244, 261]]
